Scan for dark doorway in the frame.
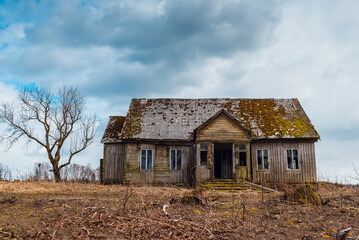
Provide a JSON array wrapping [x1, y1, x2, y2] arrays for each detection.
[[214, 143, 233, 179]]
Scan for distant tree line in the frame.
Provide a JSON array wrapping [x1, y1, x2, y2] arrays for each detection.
[[0, 164, 12, 181], [0, 162, 99, 183]]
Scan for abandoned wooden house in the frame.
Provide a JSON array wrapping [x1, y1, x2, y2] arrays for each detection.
[[101, 98, 320, 185]]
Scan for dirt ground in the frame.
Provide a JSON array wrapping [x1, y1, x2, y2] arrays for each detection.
[[0, 181, 358, 239]]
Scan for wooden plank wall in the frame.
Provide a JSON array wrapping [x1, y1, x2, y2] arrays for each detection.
[[195, 142, 213, 182], [103, 143, 125, 184], [251, 142, 317, 184], [123, 143, 192, 184], [197, 113, 249, 142], [195, 113, 250, 182], [169, 146, 191, 183], [154, 145, 170, 184], [233, 143, 251, 181]]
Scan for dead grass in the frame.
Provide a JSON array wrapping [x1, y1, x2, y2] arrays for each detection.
[[0, 181, 358, 239]]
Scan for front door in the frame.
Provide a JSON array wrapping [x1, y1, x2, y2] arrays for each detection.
[[214, 143, 232, 179]]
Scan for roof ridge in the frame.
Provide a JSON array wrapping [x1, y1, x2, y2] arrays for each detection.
[[102, 98, 319, 143]]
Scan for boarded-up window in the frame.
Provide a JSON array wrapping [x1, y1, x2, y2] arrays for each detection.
[[257, 149, 269, 170], [287, 149, 299, 170], [140, 149, 153, 170], [170, 149, 182, 170], [199, 142, 207, 165]]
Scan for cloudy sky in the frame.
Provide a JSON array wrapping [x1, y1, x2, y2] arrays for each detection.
[[0, 0, 358, 182]]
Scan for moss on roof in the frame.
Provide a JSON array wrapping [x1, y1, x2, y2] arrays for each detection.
[[101, 116, 126, 143], [120, 99, 143, 139], [223, 99, 317, 138], [103, 98, 320, 142]]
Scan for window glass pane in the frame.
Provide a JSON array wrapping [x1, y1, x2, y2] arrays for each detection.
[[293, 150, 299, 169], [200, 151, 207, 165], [171, 150, 176, 170], [177, 150, 182, 170], [263, 150, 269, 169], [240, 144, 247, 150], [200, 142, 207, 149], [287, 150, 293, 169], [257, 150, 262, 170], [141, 150, 146, 170], [294, 158, 299, 169], [147, 150, 153, 169], [293, 149, 298, 157], [239, 152, 247, 166]]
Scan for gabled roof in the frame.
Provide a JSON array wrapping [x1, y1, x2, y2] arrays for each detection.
[[102, 98, 320, 143], [101, 116, 126, 143], [193, 109, 250, 136]]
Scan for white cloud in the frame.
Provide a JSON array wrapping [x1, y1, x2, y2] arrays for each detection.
[[1, 0, 359, 182]]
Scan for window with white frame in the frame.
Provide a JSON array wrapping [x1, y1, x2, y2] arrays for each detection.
[[287, 149, 299, 170], [170, 149, 182, 170], [199, 142, 207, 165], [257, 149, 269, 170], [140, 149, 153, 170]]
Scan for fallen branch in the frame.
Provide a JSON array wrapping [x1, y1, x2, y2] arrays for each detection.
[[135, 216, 178, 230], [183, 221, 214, 238], [0, 230, 12, 237]]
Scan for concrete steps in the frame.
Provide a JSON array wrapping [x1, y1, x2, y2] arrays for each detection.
[[200, 179, 277, 193]]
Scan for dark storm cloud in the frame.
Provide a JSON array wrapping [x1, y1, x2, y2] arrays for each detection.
[[20, 0, 283, 97], [27, 1, 281, 60]]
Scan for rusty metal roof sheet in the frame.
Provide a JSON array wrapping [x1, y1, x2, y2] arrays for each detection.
[[102, 98, 320, 143]]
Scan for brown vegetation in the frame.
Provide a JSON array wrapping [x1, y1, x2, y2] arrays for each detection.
[[0, 182, 358, 239]]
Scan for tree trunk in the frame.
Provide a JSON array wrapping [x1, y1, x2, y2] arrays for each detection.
[[53, 167, 62, 182]]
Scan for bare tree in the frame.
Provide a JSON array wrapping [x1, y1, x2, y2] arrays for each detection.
[[33, 162, 52, 181], [0, 85, 97, 182], [352, 163, 359, 183], [61, 163, 96, 182], [0, 164, 12, 181]]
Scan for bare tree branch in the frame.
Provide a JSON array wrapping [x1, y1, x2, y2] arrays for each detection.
[[0, 85, 97, 182]]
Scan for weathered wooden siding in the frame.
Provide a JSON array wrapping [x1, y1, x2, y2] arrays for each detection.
[[233, 143, 251, 181], [122, 143, 192, 184], [197, 113, 249, 142], [195, 142, 213, 182], [103, 143, 125, 184], [195, 113, 250, 183], [251, 141, 317, 184], [196, 165, 211, 182], [168, 146, 192, 183], [104, 140, 317, 185], [154, 145, 170, 183], [123, 143, 142, 183], [195, 141, 253, 182]]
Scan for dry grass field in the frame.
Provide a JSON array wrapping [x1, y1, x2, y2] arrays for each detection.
[[0, 181, 358, 239]]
